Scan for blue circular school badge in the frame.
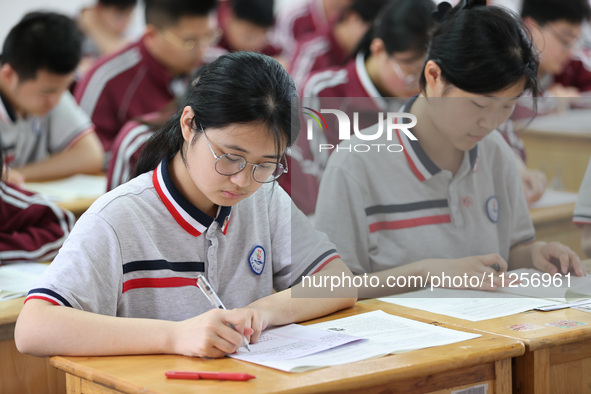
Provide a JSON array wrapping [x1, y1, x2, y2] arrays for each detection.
[[486, 196, 499, 223], [248, 245, 266, 275]]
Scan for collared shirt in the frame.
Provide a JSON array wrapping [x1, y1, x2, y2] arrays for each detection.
[[574, 159, 591, 226], [315, 97, 535, 274], [75, 38, 180, 152], [279, 53, 401, 214], [0, 91, 93, 167], [27, 159, 339, 320], [289, 28, 348, 88], [272, 0, 329, 59]]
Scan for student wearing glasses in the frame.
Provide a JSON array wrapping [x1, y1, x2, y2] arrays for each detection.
[[16, 52, 356, 358], [497, 0, 591, 205], [75, 0, 220, 154], [314, 1, 583, 298], [281, 0, 435, 214]]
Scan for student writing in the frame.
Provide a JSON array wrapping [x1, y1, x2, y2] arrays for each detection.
[[15, 52, 356, 358], [314, 1, 584, 298]]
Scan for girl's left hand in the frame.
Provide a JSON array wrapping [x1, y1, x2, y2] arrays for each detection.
[[531, 241, 584, 276]]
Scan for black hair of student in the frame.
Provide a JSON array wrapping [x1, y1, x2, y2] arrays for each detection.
[[353, 0, 435, 59], [522, 0, 591, 26], [341, 0, 389, 24], [1, 12, 82, 81], [98, 0, 138, 10], [144, 0, 217, 28], [420, 2, 539, 96], [231, 0, 275, 28], [133, 52, 299, 177]]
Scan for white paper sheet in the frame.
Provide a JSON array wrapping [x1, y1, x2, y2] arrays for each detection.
[[230, 323, 363, 363], [24, 174, 107, 202], [0, 263, 47, 300], [231, 310, 480, 372], [496, 268, 591, 302], [529, 189, 578, 209], [379, 288, 560, 321]]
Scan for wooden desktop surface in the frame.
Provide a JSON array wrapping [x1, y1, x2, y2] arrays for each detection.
[[50, 302, 524, 394], [521, 113, 591, 193], [361, 260, 591, 394]]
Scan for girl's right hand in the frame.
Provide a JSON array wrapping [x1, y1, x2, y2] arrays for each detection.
[[424, 254, 509, 290], [172, 308, 267, 358]]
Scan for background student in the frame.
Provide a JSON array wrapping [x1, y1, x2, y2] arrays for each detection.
[[75, 0, 219, 154], [76, 0, 139, 75], [289, 0, 389, 88], [272, 0, 353, 62], [0, 149, 74, 264], [0, 12, 104, 184], [281, 0, 435, 214], [498, 0, 591, 205], [315, 1, 583, 298], [216, 0, 280, 56], [574, 159, 591, 257], [15, 52, 356, 359]]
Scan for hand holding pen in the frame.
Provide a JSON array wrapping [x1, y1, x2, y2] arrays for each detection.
[[197, 274, 252, 352]]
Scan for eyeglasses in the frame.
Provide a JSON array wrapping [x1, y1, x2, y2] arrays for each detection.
[[546, 25, 580, 51], [161, 28, 221, 51], [389, 57, 421, 88], [200, 125, 287, 183]]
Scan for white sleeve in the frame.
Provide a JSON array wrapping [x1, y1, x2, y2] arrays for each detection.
[[26, 212, 122, 315], [268, 186, 339, 291], [48, 91, 94, 153], [574, 159, 591, 225]]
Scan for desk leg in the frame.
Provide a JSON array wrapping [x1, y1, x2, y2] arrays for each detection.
[[513, 348, 550, 394], [494, 358, 511, 394]]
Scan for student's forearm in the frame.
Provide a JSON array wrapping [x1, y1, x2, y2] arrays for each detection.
[[15, 300, 176, 357], [248, 260, 357, 326], [508, 243, 535, 270], [354, 260, 430, 299], [16, 133, 104, 182]]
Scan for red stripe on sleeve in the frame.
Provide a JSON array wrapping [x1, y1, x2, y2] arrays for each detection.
[[311, 254, 340, 275], [25, 296, 60, 305]]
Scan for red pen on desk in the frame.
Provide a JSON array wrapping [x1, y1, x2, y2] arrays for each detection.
[[165, 371, 256, 381]]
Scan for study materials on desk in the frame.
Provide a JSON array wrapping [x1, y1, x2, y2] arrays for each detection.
[[24, 174, 107, 202], [230, 310, 480, 372], [379, 288, 561, 321], [496, 268, 591, 303], [525, 109, 591, 134], [529, 189, 578, 209], [229, 323, 363, 364], [0, 262, 47, 300]]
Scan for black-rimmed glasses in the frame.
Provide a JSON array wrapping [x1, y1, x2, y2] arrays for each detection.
[[200, 125, 287, 183]]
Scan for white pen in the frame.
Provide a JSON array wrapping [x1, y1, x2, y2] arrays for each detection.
[[196, 274, 251, 352]]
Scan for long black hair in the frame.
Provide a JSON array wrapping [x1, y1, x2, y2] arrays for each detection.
[[133, 52, 299, 177], [420, 1, 539, 96]]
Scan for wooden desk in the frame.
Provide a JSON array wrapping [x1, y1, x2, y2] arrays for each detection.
[[363, 261, 591, 393], [51, 303, 524, 394], [57, 197, 98, 218], [0, 297, 65, 393], [521, 112, 591, 193], [530, 202, 582, 256]]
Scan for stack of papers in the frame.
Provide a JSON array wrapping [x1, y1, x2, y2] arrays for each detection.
[[24, 174, 107, 202], [529, 189, 578, 209], [0, 263, 47, 300], [230, 310, 480, 372], [379, 268, 591, 321]]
